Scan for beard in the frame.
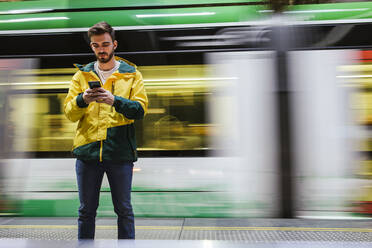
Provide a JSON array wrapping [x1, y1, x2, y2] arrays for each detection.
[[96, 51, 114, 63]]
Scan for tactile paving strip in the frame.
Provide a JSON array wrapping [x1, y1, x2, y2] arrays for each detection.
[[0, 228, 76, 240], [0, 227, 181, 240], [180, 230, 372, 242]]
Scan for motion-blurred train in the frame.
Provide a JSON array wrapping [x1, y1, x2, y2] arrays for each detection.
[[0, 0, 371, 217]]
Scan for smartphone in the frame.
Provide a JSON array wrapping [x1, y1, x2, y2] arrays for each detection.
[[88, 81, 101, 89]]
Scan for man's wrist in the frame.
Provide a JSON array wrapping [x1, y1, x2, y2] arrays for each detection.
[[76, 93, 89, 108], [82, 94, 88, 104], [110, 94, 115, 106]]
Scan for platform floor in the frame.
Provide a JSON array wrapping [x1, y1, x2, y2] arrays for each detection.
[[0, 217, 371, 247]]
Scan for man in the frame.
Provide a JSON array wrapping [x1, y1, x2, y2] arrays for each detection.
[[64, 21, 148, 239]]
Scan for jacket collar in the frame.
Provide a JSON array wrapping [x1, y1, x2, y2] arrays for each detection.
[[74, 56, 136, 74]]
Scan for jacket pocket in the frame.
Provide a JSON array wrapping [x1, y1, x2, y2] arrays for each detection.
[[104, 124, 137, 161]]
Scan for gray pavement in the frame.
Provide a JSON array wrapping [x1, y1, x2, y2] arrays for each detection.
[[0, 217, 370, 246]]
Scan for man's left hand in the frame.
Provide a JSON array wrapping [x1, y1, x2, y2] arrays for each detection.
[[92, 88, 115, 106]]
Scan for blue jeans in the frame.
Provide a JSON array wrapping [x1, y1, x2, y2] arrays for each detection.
[[75, 159, 135, 239]]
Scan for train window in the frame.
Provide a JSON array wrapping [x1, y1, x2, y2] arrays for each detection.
[[5, 65, 212, 157]]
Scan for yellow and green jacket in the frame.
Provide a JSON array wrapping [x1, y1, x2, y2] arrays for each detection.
[[64, 57, 148, 162]]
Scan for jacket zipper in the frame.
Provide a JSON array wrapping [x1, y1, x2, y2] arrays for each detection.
[[99, 140, 103, 162], [93, 71, 104, 162], [111, 82, 115, 112]]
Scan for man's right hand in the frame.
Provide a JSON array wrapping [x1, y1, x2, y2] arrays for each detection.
[[83, 88, 100, 104]]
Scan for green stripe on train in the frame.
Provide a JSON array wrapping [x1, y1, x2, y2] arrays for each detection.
[[19, 192, 268, 218], [0, 0, 265, 11], [1, 1, 372, 31], [0, 6, 264, 31], [287, 2, 372, 21], [0, 0, 265, 31]]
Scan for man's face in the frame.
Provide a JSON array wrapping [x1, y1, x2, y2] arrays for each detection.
[[90, 33, 117, 63]]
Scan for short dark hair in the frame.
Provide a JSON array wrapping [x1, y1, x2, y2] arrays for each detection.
[[88, 21, 115, 41]]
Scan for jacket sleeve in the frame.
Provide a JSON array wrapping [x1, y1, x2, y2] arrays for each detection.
[[64, 71, 89, 122], [113, 70, 148, 120]]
